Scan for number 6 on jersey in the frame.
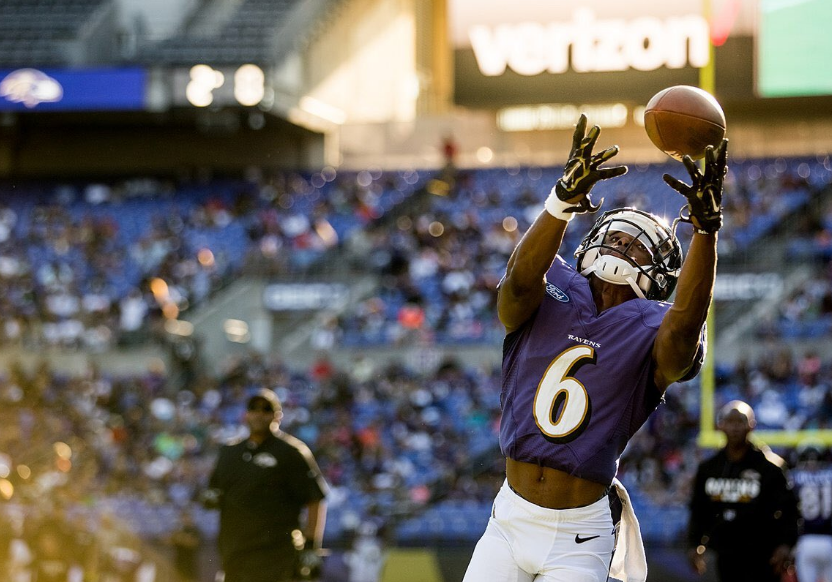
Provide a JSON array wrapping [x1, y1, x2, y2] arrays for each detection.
[[533, 345, 596, 443]]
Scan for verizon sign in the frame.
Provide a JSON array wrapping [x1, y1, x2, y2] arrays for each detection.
[[469, 9, 710, 76]]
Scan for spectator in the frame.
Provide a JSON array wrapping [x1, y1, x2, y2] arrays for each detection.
[[118, 288, 148, 343], [344, 522, 385, 582], [27, 504, 80, 582]]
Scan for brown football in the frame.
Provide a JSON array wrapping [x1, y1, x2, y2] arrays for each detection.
[[644, 85, 726, 161]]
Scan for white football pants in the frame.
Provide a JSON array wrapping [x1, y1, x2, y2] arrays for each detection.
[[796, 534, 832, 582], [462, 480, 615, 582]]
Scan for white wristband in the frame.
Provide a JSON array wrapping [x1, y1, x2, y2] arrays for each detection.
[[544, 186, 576, 222]]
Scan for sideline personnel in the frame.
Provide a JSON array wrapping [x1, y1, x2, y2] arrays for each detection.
[[687, 400, 798, 582], [204, 388, 328, 582]]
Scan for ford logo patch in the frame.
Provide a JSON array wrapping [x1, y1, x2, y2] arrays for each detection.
[[546, 283, 569, 302]]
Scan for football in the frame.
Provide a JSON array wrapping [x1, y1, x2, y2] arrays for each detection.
[[643, 85, 726, 161]]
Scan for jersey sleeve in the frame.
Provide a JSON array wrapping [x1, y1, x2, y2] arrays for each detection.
[[545, 255, 579, 287]]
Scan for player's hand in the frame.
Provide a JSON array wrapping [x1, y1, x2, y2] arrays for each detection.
[[663, 138, 728, 233], [296, 544, 323, 580], [554, 113, 628, 214]]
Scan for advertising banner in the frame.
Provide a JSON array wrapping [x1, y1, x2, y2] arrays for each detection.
[[448, 0, 757, 108], [0, 67, 146, 111]]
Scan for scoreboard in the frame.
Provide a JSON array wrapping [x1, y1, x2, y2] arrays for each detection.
[[172, 64, 270, 108]]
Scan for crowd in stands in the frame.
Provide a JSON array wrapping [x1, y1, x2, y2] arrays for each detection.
[[758, 193, 832, 339], [337, 155, 831, 347], [5, 337, 832, 579], [2, 155, 832, 579], [714, 348, 832, 431], [1, 155, 826, 353], [0, 349, 502, 579], [756, 259, 832, 339], [0, 168, 426, 351], [0, 155, 827, 352]]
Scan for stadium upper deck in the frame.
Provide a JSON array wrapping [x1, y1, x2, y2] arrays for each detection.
[[2, 0, 832, 180]]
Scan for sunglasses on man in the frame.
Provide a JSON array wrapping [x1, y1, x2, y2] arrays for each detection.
[[247, 404, 274, 413]]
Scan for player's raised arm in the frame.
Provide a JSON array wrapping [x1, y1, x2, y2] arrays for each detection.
[[653, 139, 727, 390], [498, 114, 627, 332]]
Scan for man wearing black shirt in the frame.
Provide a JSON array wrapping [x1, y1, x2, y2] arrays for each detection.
[[687, 400, 798, 582], [205, 388, 328, 582]]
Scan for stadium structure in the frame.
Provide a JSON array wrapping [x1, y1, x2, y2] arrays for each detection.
[[1, 0, 831, 581]]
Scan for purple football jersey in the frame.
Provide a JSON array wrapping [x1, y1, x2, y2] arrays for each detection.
[[792, 466, 832, 535], [500, 256, 700, 486]]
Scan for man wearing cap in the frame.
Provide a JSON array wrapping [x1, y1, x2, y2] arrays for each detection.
[[204, 388, 328, 582], [687, 400, 798, 582]]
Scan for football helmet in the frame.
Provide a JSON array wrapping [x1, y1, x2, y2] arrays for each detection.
[[574, 208, 682, 301], [797, 440, 826, 464]]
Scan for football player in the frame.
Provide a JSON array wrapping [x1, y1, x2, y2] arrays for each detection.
[[463, 114, 726, 582], [793, 442, 832, 582]]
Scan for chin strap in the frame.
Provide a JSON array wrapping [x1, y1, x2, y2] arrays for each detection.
[[580, 259, 648, 300]]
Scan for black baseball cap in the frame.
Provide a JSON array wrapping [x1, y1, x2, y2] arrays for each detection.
[[246, 388, 281, 412]]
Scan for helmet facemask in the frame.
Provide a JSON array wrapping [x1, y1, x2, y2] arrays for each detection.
[[574, 208, 683, 301]]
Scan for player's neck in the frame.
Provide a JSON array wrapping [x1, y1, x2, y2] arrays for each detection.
[[590, 278, 637, 313]]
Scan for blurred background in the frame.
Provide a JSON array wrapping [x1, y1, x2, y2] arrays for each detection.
[[1, 0, 831, 580]]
